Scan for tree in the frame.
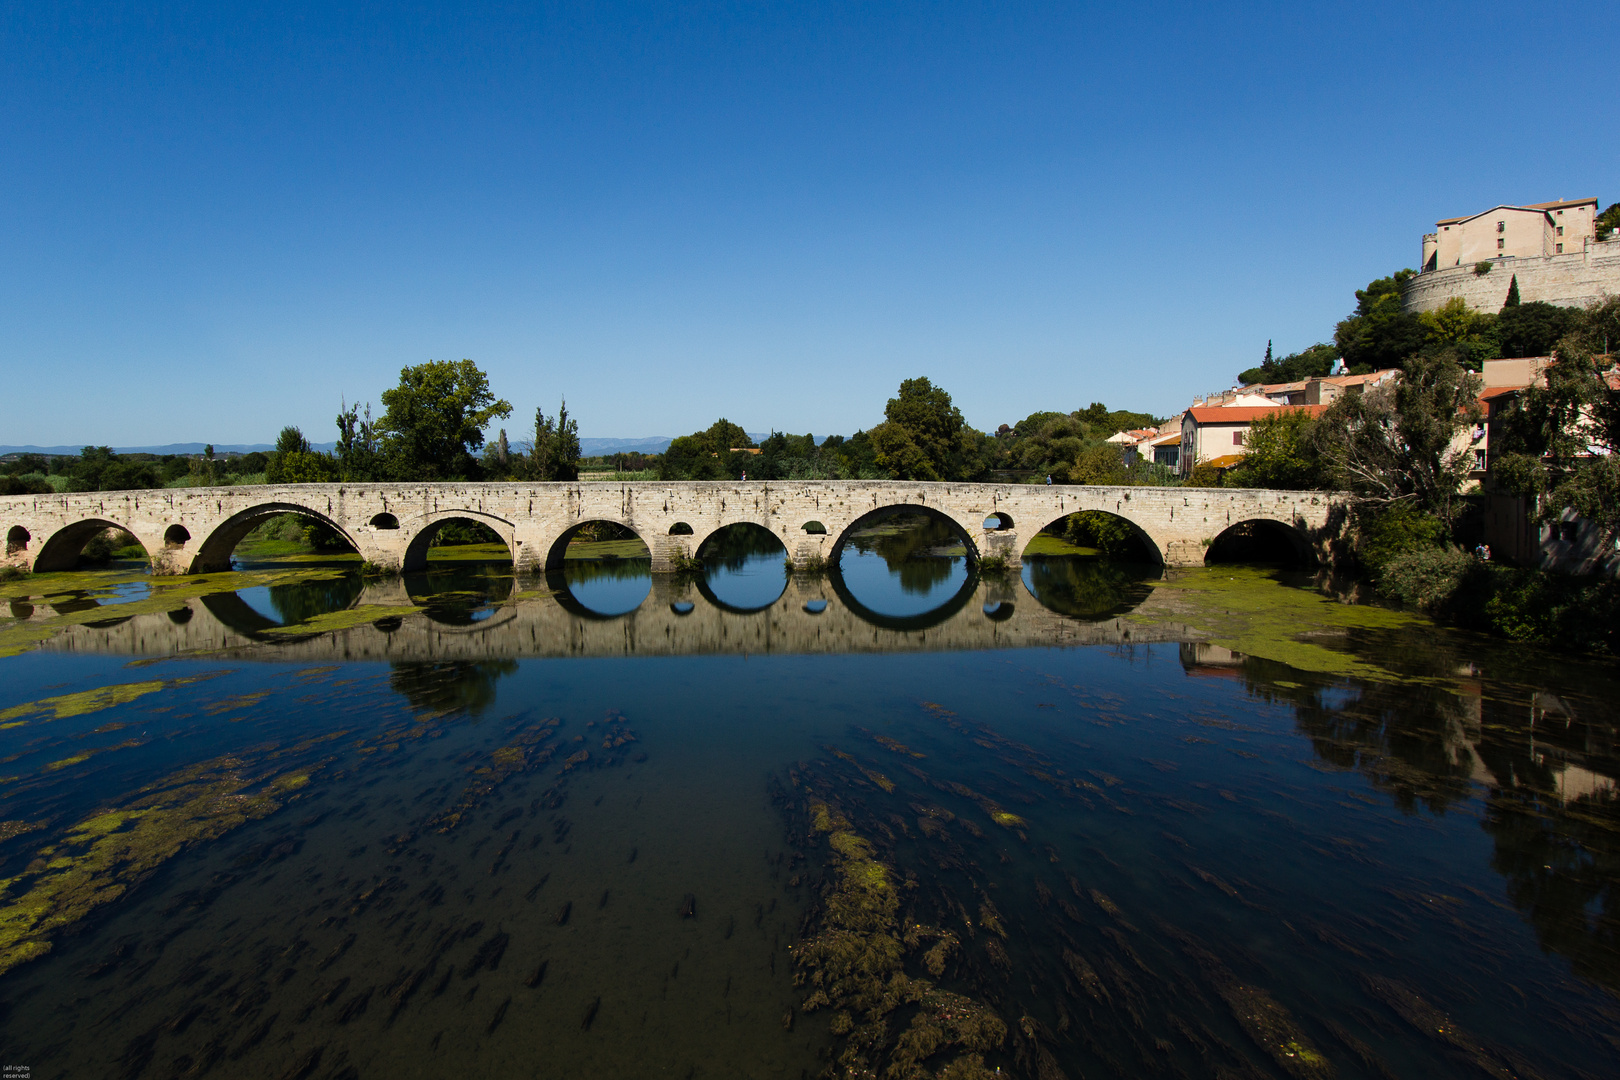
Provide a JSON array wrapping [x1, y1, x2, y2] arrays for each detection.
[[1314, 348, 1482, 523], [1492, 342, 1620, 545], [1238, 342, 1340, 385], [869, 377, 987, 481], [1504, 274, 1521, 308], [1597, 202, 1620, 241], [1067, 443, 1126, 485], [68, 446, 162, 492], [1497, 301, 1577, 359], [1222, 409, 1331, 490], [376, 359, 512, 480], [522, 399, 581, 481], [266, 425, 337, 484], [335, 400, 383, 481], [1418, 296, 1498, 368], [1334, 270, 1428, 373]]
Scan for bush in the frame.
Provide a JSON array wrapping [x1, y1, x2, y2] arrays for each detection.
[[1473, 261, 1493, 276], [1186, 461, 1222, 487], [1357, 503, 1446, 577], [0, 475, 52, 495], [1375, 545, 1477, 611]]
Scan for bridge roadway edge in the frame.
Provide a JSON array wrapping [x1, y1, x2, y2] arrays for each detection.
[[1, 481, 1346, 575]]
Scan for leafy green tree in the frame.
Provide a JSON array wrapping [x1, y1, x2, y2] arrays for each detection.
[[868, 377, 988, 481], [335, 401, 383, 481], [266, 425, 337, 484], [1315, 348, 1482, 523], [1223, 409, 1332, 489], [1496, 301, 1577, 359], [1492, 342, 1620, 544], [1238, 342, 1339, 385], [1067, 442, 1126, 485], [1597, 202, 1620, 240], [67, 446, 162, 492], [1334, 270, 1428, 373], [376, 359, 512, 480], [1418, 296, 1498, 368], [522, 399, 581, 481]]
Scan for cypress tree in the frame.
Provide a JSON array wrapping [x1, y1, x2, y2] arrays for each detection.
[[1504, 274, 1521, 308]]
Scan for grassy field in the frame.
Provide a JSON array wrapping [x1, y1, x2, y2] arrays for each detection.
[[575, 470, 660, 482], [564, 539, 651, 560], [1021, 532, 1101, 558]]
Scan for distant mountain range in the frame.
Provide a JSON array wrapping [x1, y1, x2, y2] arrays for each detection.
[[0, 435, 773, 458]]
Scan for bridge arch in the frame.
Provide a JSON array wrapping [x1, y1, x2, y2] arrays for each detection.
[[828, 504, 982, 568], [193, 502, 362, 573], [543, 516, 650, 572], [1020, 508, 1164, 566], [1204, 517, 1315, 567], [33, 518, 154, 572], [402, 510, 517, 571]]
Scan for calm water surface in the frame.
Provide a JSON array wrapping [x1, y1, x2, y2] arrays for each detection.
[[0, 521, 1615, 1079]]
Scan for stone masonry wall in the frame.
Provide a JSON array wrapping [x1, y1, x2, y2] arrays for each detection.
[[1403, 239, 1620, 314]]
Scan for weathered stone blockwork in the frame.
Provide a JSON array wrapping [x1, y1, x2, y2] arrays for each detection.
[[0, 481, 1345, 575], [1403, 238, 1620, 315]]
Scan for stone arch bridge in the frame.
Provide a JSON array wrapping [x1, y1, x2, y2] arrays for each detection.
[[1, 481, 1346, 575]]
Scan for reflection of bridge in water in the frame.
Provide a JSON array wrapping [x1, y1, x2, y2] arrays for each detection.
[[39, 573, 1207, 662]]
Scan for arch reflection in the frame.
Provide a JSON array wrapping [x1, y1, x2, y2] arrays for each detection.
[[547, 558, 652, 619], [694, 524, 786, 613], [1019, 558, 1154, 619], [832, 511, 972, 625]]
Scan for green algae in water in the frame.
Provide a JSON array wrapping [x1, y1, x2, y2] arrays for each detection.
[[0, 672, 226, 725], [1133, 566, 1422, 679], [260, 603, 423, 636], [0, 565, 364, 658], [0, 757, 312, 975]]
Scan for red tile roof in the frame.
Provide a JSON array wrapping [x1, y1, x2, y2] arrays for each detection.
[[1185, 405, 1328, 423]]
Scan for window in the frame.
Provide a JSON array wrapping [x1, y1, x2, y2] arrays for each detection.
[[1557, 226, 1564, 236], [1233, 431, 1245, 446], [1557, 243, 1563, 253], [1473, 449, 1486, 470], [1498, 238, 1505, 250], [1559, 522, 1578, 543], [1497, 221, 1505, 233]]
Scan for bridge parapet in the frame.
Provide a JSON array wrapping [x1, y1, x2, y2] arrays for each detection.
[[0, 481, 1347, 575]]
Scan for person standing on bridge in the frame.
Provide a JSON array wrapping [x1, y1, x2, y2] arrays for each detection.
[[1045, 474, 1052, 485]]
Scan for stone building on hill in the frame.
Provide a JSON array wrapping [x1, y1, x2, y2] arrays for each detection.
[[1405, 196, 1619, 314]]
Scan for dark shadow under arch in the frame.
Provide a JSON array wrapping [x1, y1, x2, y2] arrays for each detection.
[[1204, 518, 1314, 567], [6, 525, 29, 556], [33, 518, 152, 572], [193, 502, 360, 573]]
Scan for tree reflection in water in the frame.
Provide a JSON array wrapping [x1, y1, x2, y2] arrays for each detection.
[[1186, 628, 1620, 996], [265, 575, 367, 627], [845, 512, 964, 595], [697, 522, 785, 570], [388, 660, 519, 716], [403, 565, 515, 625], [1020, 556, 1156, 619]]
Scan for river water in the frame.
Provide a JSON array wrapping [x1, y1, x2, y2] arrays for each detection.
[[0, 518, 1615, 1079]]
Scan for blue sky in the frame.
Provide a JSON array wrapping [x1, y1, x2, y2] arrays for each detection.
[[3, 1, 1615, 447]]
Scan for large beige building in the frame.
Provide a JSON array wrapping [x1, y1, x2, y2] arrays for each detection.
[[1405, 196, 1618, 314], [1423, 198, 1597, 269]]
